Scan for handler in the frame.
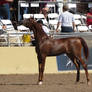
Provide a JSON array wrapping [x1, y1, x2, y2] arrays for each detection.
[[56, 4, 75, 32]]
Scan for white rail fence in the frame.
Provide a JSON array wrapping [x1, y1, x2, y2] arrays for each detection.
[[0, 32, 32, 47], [0, 32, 92, 47]]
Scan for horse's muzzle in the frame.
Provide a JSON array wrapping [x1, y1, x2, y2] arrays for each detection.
[[18, 20, 24, 25]]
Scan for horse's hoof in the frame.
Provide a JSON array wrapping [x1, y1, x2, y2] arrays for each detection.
[[38, 81, 43, 85], [87, 81, 91, 86]]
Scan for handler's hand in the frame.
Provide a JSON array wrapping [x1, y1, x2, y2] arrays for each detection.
[[56, 29, 59, 32]]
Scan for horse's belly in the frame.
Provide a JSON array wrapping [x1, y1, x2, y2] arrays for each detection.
[[48, 50, 65, 56]]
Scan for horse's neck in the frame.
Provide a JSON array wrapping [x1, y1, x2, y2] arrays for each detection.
[[32, 23, 48, 42]]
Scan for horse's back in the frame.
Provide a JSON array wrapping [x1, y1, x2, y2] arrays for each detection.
[[56, 37, 82, 45]]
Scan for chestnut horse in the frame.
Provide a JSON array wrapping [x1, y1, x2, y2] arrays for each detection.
[[21, 18, 90, 85]]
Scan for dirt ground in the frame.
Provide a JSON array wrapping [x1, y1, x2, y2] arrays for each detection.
[[0, 73, 92, 92]]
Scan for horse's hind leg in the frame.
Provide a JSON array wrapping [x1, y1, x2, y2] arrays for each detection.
[[68, 55, 80, 83], [73, 58, 80, 82], [79, 58, 90, 85]]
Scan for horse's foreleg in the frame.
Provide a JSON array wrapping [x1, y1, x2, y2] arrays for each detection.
[[79, 58, 90, 85], [38, 55, 46, 85]]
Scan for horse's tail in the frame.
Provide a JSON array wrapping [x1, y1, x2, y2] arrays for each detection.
[[80, 37, 89, 60]]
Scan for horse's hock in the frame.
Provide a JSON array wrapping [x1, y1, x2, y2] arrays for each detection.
[[0, 47, 57, 74]]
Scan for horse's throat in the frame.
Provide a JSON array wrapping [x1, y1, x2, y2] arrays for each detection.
[[36, 33, 48, 41]]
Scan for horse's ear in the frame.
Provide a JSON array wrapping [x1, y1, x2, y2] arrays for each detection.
[[30, 18, 37, 24]]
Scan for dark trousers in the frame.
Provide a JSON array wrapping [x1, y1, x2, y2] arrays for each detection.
[[61, 26, 73, 32], [0, 3, 10, 19]]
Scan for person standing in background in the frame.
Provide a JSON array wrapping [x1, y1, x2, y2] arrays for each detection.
[[0, 0, 13, 19], [56, 4, 75, 32], [86, 8, 92, 26], [10, 0, 18, 21]]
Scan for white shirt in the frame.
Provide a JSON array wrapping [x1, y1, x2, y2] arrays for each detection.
[[42, 25, 50, 34], [58, 11, 74, 27]]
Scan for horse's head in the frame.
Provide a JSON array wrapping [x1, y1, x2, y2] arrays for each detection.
[[19, 18, 36, 29]]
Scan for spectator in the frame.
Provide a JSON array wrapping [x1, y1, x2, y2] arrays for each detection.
[[86, 8, 92, 26], [56, 4, 75, 32], [10, 0, 18, 21], [0, 0, 13, 19]]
